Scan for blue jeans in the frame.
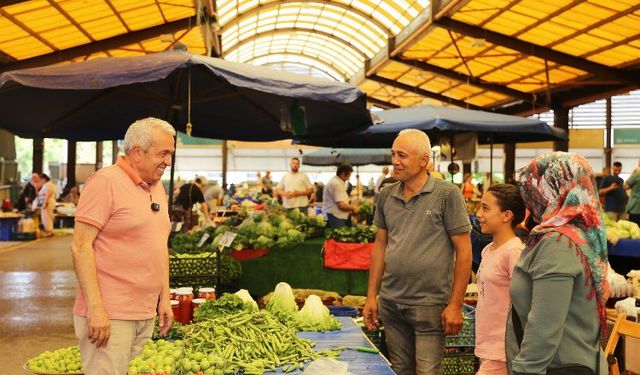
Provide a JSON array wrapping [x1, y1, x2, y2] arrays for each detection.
[[326, 213, 349, 228], [379, 298, 445, 375]]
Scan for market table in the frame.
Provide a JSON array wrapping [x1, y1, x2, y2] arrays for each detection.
[[288, 317, 394, 375], [238, 238, 369, 297]]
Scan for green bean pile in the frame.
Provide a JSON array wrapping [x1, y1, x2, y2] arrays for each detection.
[[182, 310, 344, 374]]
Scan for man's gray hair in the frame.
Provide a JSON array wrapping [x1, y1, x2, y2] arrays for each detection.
[[397, 129, 431, 156], [124, 117, 176, 154]]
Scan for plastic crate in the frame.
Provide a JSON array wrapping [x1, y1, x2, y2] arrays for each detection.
[[445, 304, 475, 347], [0, 217, 19, 241], [362, 327, 389, 358], [443, 350, 477, 375], [169, 254, 217, 289]]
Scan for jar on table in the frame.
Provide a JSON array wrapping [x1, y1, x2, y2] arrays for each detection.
[[170, 300, 179, 319], [198, 287, 216, 300], [192, 298, 207, 317], [175, 290, 194, 324]]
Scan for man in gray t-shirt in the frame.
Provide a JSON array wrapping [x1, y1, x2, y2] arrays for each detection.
[[363, 129, 472, 375]]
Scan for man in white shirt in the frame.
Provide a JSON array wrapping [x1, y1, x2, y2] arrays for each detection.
[[322, 164, 359, 228], [275, 157, 314, 210]]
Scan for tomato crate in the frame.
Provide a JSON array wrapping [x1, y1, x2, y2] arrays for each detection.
[[445, 304, 475, 347]]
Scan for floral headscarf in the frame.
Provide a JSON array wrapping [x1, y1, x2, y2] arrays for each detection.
[[517, 151, 609, 332]]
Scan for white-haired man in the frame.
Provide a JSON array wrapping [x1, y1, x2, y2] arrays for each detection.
[[363, 129, 472, 375], [71, 117, 176, 374]]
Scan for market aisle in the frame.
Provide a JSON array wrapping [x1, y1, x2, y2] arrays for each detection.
[[0, 236, 77, 375]]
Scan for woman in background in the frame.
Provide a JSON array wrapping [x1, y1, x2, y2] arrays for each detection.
[[507, 152, 608, 374], [37, 173, 57, 237]]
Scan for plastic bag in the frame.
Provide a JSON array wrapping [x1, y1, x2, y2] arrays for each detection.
[[304, 358, 353, 375]]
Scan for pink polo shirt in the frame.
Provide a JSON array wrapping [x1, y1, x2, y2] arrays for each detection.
[[475, 236, 523, 361], [73, 157, 171, 320]]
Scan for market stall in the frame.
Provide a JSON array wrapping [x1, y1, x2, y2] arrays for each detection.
[[238, 237, 369, 297]]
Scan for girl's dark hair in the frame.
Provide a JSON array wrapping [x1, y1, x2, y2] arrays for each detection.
[[38, 173, 50, 182], [487, 183, 526, 228]]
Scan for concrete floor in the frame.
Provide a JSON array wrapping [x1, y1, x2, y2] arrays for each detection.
[[0, 236, 78, 375]]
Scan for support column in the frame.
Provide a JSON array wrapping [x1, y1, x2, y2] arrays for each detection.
[[504, 143, 516, 184], [222, 140, 228, 189], [96, 141, 103, 170], [67, 141, 77, 187], [33, 138, 44, 173], [604, 97, 612, 172], [553, 107, 570, 152], [111, 140, 119, 164]]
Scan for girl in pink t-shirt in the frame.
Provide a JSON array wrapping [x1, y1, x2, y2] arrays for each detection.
[[475, 184, 526, 375]]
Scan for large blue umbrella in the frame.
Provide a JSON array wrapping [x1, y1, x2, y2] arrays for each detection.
[[303, 148, 391, 166], [298, 104, 566, 148], [0, 51, 371, 142]]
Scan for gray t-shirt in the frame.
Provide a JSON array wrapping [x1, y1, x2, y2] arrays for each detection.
[[374, 175, 471, 306]]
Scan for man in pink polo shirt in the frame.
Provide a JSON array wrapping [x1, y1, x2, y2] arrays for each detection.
[[71, 117, 175, 374]]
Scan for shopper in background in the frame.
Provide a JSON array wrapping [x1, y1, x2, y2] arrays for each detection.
[[204, 180, 224, 212], [462, 173, 480, 199], [625, 163, 640, 226], [507, 152, 608, 375], [364, 129, 472, 375], [38, 173, 57, 237], [375, 166, 389, 194], [260, 169, 273, 195], [275, 157, 313, 211], [322, 163, 358, 228], [599, 161, 627, 220], [474, 184, 525, 375], [16, 172, 40, 211], [70, 117, 175, 374]]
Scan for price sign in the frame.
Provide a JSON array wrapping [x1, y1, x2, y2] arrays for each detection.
[[196, 233, 210, 248], [219, 232, 237, 249]]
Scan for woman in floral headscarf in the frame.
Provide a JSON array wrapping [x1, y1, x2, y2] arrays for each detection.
[[506, 152, 609, 375]]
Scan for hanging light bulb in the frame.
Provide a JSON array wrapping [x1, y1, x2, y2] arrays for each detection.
[[186, 122, 192, 136]]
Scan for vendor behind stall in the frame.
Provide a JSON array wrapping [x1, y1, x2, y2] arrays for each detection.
[[173, 177, 210, 230], [322, 164, 358, 228]]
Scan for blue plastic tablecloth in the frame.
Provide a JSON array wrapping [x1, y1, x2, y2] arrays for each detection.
[[271, 317, 395, 375], [608, 239, 640, 257]]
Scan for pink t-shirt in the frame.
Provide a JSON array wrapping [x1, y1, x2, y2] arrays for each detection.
[[73, 157, 171, 320], [475, 236, 523, 361]]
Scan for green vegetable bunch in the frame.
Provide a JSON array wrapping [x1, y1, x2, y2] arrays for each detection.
[[326, 224, 378, 243], [358, 200, 374, 217]]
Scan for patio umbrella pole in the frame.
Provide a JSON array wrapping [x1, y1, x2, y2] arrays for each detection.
[[489, 136, 494, 186]]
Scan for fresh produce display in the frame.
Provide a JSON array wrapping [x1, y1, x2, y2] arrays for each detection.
[[235, 289, 259, 312], [294, 295, 342, 332], [25, 345, 83, 374], [129, 339, 229, 375], [152, 318, 184, 341], [357, 200, 374, 217], [171, 228, 217, 254], [193, 293, 254, 322], [604, 215, 640, 244], [265, 282, 299, 320], [181, 310, 344, 375], [326, 225, 378, 243], [169, 253, 242, 289]]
